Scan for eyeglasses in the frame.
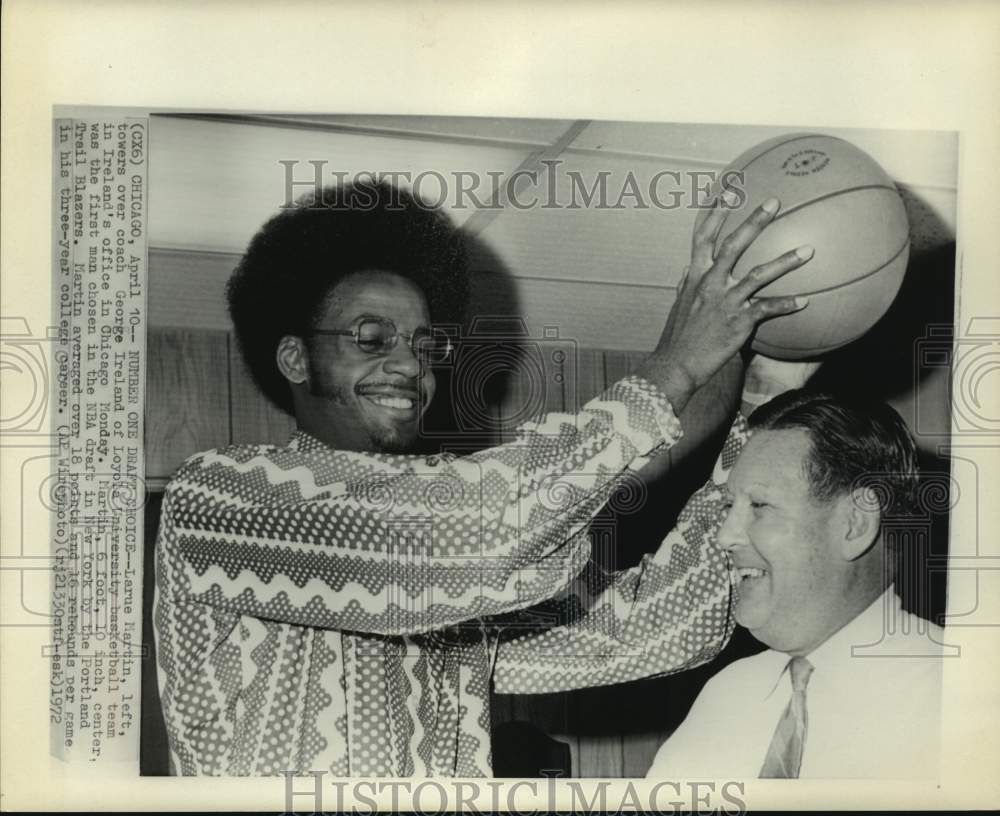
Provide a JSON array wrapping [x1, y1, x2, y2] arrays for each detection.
[[308, 317, 454, 364]]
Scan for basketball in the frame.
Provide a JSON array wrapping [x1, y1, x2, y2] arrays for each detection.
[[696, 133, 910, 359]]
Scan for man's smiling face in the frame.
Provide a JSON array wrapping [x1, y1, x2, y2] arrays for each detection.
[[302, 269, 436, 454], [716, 428, 849, 654]]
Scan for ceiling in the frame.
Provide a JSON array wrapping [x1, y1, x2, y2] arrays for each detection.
[[147, 113, 958, 350]]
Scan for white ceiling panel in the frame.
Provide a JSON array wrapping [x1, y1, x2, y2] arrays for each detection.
[[470, 152, 704, 290], [148, 116, 534, 252]]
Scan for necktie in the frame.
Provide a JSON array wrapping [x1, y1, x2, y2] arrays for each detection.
[[759, 655, 814, 778]]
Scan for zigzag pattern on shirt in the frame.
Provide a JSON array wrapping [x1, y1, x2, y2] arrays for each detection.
[[184, 552, 593, 638], [506, 550, 729, 659], [491, 425, 749, 695], [493, 594, 733, 693], [152, 375, 737, 778], [169, 450, 629, 559], [176, 530, 590, 594], [187, 417, 629, 505]]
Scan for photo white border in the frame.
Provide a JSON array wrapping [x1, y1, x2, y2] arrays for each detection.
[[3, 0, 998, 810]]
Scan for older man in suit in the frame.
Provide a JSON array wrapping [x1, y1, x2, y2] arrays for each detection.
[[647, 386, 944, 779]]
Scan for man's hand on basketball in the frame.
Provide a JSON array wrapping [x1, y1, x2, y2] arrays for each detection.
[[643, 192, 814, 413]]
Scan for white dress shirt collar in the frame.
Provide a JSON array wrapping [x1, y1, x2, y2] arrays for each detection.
[[758, 588, 895, 700], [799, 587, 897, 671]]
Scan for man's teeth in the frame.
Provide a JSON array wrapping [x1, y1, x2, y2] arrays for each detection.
[[736, 567, 767, 581], [369, 396, 415, 409]]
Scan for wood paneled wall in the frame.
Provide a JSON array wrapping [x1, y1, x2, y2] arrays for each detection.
[[146, 328, 295, 482]]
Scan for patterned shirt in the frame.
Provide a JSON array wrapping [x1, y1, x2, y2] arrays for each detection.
[[153, 376, 741, 776]]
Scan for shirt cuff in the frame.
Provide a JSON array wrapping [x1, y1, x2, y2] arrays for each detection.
[[587, 374, 683, 456]]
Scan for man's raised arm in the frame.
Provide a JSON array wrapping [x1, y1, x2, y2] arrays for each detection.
[[492, 355, 822, 692], [156, 198, 814, 638]]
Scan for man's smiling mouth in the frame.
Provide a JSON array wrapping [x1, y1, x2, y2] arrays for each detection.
[[358, 387, 421, 415], [733, 566, 769, 588], [367, 395, 415, 410]]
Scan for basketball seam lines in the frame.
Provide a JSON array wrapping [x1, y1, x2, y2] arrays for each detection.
[[721, 135, 908, 353], [780, 237, 911, 299], [757, 321, 885, 356], [719, 184, 903, 237], [769, 184, 903, 224]]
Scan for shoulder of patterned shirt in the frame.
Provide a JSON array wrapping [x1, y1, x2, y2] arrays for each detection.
[[163, 431, 424, 492], [163, 440, 289, 490]]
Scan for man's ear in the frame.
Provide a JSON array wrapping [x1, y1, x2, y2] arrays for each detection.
[[276, 335, 309, 385], [840, 486, 881, 561]]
